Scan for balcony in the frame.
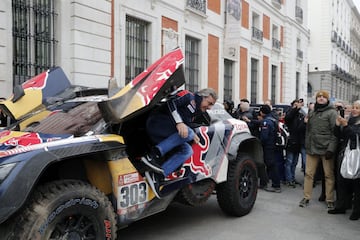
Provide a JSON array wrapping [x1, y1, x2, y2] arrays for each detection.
[[186, 0, 206, 15], [272, 0, 281, 9], [296, 49, 303, 60], [295, 6, 303, 23], [252, 27, 263, 42], [272, 38, 281, 51]]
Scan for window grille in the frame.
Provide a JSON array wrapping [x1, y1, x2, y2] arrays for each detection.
[[250, 58, 258, 103], [296, 72, 300, 99], [224, 59, 233, 101], [12, 0, 57, 86], [125, 15, 149, 84], [185, 36, 200, 92], [271, 65, 277, 103]]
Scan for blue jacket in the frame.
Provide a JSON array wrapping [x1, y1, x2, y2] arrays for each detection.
[[146, 90, 203, 143], [260, 114, 276, 149]]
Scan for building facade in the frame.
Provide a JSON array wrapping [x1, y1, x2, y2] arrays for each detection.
[[0, 0, 308, 106], [308, 0, 360, 103]]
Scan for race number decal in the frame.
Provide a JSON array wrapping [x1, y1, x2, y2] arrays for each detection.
[[117, 173, 148, 210], [118, 182, 147, 208]]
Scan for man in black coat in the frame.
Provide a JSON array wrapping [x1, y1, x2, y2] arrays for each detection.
[[284, 99, 306, 187]]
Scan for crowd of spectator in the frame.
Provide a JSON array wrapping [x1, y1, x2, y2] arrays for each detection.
[[223, 90, 360, 221]]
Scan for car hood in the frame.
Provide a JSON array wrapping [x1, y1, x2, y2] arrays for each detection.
[[98, 48, 185, 124]]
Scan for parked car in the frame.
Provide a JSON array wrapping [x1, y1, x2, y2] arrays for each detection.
[[250, 103, 291, 118], [0, 48, 265, 239]]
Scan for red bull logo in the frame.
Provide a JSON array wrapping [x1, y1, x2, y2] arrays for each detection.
[[1, 132, 65, 149], [2, 132, 43, 147], [22, 70, 48, 90], [138, 69, 173, 105], [0, 131, 65, 157], [132, 48, 184, 106], [183, 126, 212, 177]]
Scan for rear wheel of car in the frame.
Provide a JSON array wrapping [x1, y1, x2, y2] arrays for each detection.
[[1, 180, 117, 240], [176, 179, 216, 206], [216, 154, 258, 217]]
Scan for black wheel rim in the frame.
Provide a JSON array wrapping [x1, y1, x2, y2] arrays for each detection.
[[238, 166, 254, 199], [49, 214, 97, 240]]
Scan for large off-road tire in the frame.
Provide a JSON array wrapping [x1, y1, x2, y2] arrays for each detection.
[[216, 154, 258, 217], [0, 180, 117, 240], [176, 179, 216, 206]]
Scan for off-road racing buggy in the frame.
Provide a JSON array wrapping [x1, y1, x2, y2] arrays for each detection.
[[0, 48, 265, 240]]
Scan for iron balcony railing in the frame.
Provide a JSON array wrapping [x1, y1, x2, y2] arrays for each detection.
[[186, 0, 206, 14], [272, 38, 281, 50], [252, 27, 263, 42]]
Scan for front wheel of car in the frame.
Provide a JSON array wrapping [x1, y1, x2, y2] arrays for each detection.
[[216, 154, 258, 217], [1, 180, 117, 240]]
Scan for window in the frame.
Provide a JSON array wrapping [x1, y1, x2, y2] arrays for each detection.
[[296, 72, 300, 99], [296, 38, 303, 60], [250, 58, 258, 103], [185, 36, 200, 92], [307, 82, 313, 98], [271, 65, 277, 103], [224, 59, 233, 101], [12, 0, 57, 85], [272, 25, 280, 50], [252, 12, 263, 42], [125, 15, 149, 84]]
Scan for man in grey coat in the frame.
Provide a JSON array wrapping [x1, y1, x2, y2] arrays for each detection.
[[299, 90, 338, 210]]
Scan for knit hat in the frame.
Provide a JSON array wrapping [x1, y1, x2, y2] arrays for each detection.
[[316, 90, 329, 100], [260, 105, 271, 114]]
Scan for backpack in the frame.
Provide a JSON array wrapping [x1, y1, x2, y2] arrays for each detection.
[[269, 117, 290, 148]]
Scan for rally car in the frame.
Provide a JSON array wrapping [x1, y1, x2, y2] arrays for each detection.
[[0, 48, 264, 239]]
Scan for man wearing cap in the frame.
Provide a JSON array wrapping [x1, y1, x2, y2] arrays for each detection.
[[259, 104, 281, 193], [299, 90, 338, 210]]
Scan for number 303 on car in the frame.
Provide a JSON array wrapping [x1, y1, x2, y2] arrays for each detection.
[[118, 181, 148, 209]]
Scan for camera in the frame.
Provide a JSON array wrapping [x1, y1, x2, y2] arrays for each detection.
[[336, 106, 345, 118]]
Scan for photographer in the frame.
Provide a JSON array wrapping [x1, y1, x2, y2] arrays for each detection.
[[329, 100, 360, 220]]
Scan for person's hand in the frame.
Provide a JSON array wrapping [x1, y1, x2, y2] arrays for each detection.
[[304, 116, 308, 123], [176, 122, 188, 138], [242, 116, 250, 122], [325, 151, 333, 160], [336, 115, 348, 127]]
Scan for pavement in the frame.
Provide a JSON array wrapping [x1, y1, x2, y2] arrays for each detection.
[[247, 173, 360, 240], [119, 166, 360, 240]]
